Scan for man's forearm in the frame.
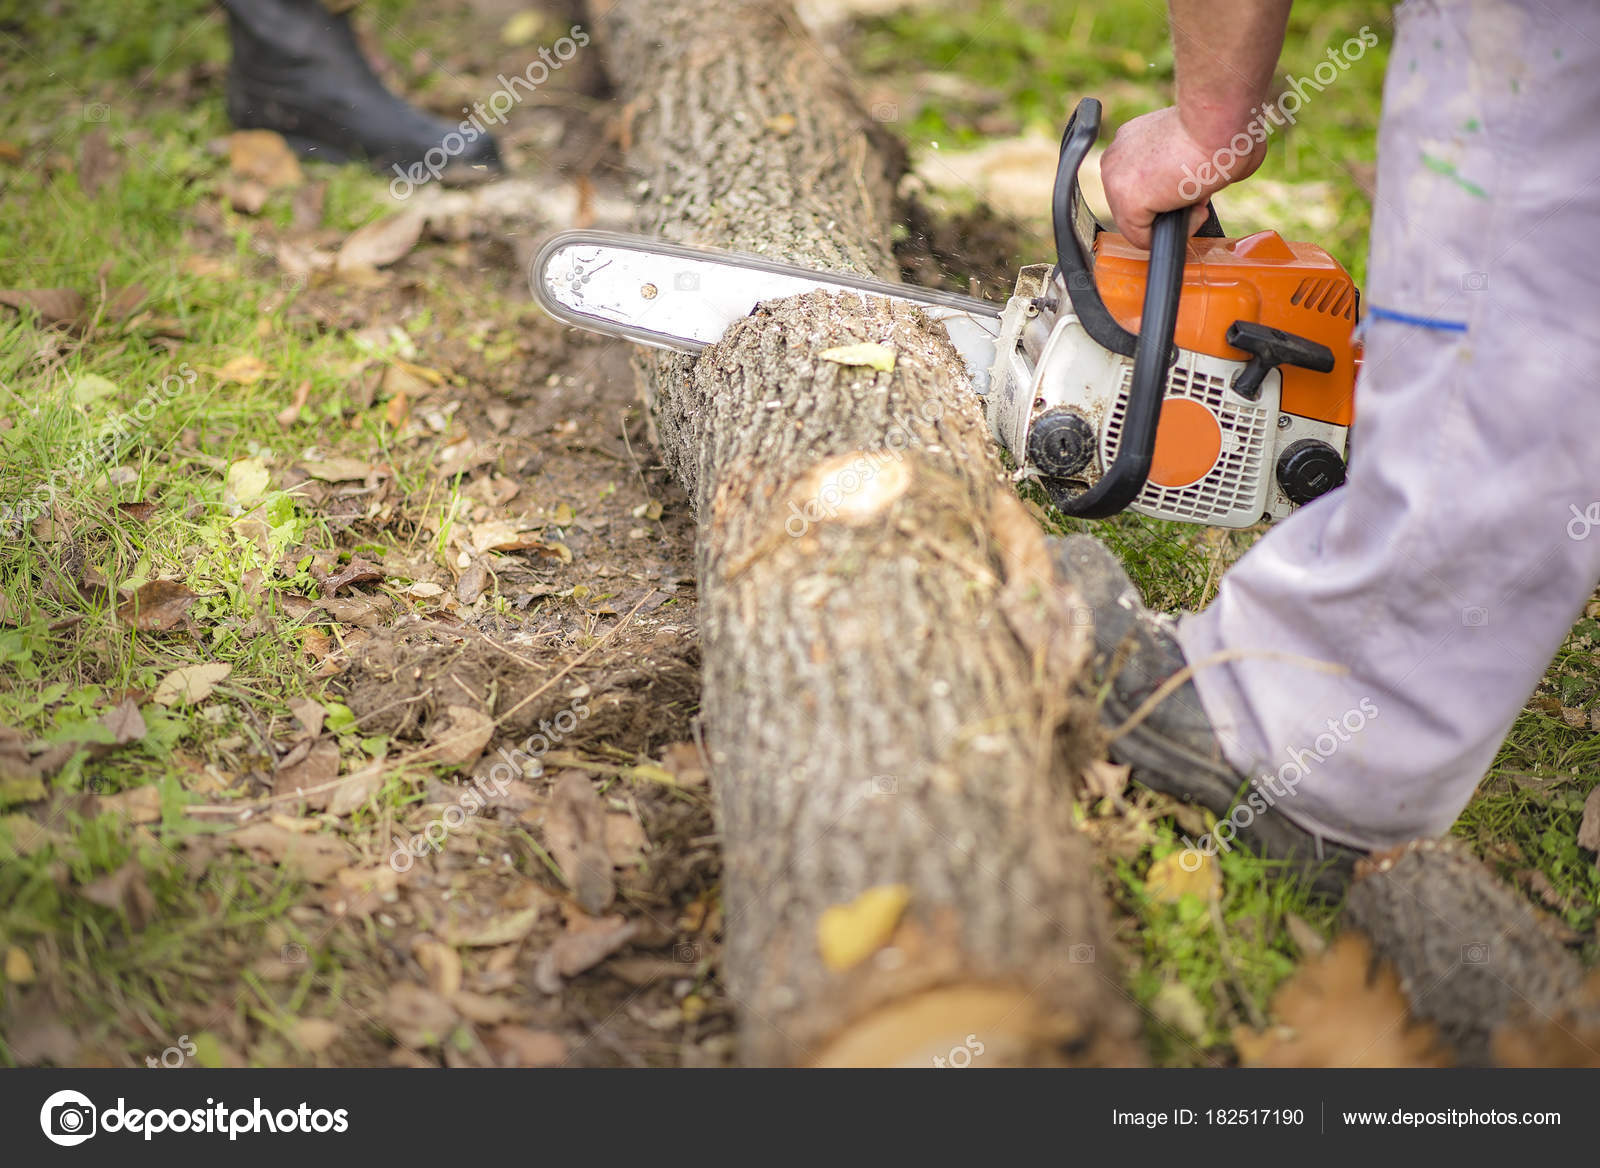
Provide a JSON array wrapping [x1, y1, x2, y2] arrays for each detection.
[[1169, 0, 1292, 151]]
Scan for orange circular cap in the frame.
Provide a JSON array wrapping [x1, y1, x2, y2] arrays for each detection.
[[1148, 398, 1222, 488]]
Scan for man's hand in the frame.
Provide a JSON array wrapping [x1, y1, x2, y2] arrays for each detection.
[[1099, 0, 1291, 249], [1100, 106, 1268, 249]]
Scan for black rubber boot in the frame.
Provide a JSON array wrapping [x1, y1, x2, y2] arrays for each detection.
[[1050, 534, 1363, 896], [221, 0, 502, 180]]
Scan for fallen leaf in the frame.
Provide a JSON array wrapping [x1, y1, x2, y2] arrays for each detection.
[[499, 10, 547, 45], [415, 939, 463, 996], [336, 210, 424, 273], [153, 662, 231, 706], [76, 125, 120, 196], [116, 500, 156, 523], [384, 388, 410, 429], [99, 698, 146, 746], [0, 288, 84, 327], [765, 112, 798, 135], [450, 990, 521, 1026], [605, 813, 648, 866], [1144, 849, 1219, 905], [95, 785, 162, 824], [292, 1017, 341, 1055], [817, 884, 911, 972], [421, 706, 495, 769], [440, 905, 542, 948], [289, 697, 326, 739], [218, 355, 269, 385], [325, 759, 385, 817], [485, 1026, 568, 1067], [298, 457, 377, 483], [227, 822, 348, 883], [103, 283, 146, 321], [222, 176, 270, 214], [657, 741, 707, 787], [819, 341, 896, 372], [272, 738, 340, 806], [456, 560, 489, 605], [115, 580, 198, 632], [323, 557, 384, 595], [79, 859, 156, 929], [545, 771, 615, 914], [229, 129, 303, 189], [382, 983, 459, 1049], [1233, 934, 1451, 1067], [224, 457, 271, 505], [276, 379, 311, 428], [1082, 758, 1129, 801], [1579, 784, 1600, 855], [1150, 980, 1208, 1042], [533, 916, 638, 993], [5, 945, 35, 983], [0, 813, 64, 856]]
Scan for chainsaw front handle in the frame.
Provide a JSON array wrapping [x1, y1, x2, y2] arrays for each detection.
[[1047, 98, 1193, 519]]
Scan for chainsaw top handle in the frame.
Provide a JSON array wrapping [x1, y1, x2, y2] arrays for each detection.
[[1047, 98, 1214, 519]]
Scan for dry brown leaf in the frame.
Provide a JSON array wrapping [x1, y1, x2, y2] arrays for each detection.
[[289, 697, 326, 739], [484, 1026, 568, 1067], [228, 129, 303, 189], [415, 939, 463, 996], [450, 990, 521, 1026], [79, 859, 156, 929], [115, 579, 198, 631], [276, 379, 311, 428], [116, 499, 156, 524], [1233, 933, 1452, 1067], [298, 457, 377, 483], [77, 125, 121, 196], [325, 759, 385, 817], [94, 785, 162, 824], [336, 210, 424, 273], [382, 983, 459, 1049], [272, 738, 339, 807], [222, 176, 270, 214], [1578, 784, 1600, 855], [99, 698, 146, 746], [533, 916, 637, 993], [419, 706, 494, 769], [440, 905, 543, 948], [292, 1017, 342, 1055], [605, 813, 648, 866], [152, 662, 231, 706], [455, 560, 489, 605], [0, 288, 85, 327], [1081, 758, 1129, 801], [323, 557, 384, 595], [218, 354, 269, 385], [104, 283, 146, 321], [227, 822, 348, 883], [546, 771, 615, 915]]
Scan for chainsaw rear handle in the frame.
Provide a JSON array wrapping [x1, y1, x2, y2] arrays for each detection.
[[1047, 98, 1195, 519]]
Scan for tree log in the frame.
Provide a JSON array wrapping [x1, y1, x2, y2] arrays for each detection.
[[587, 0, 1143, 1065]]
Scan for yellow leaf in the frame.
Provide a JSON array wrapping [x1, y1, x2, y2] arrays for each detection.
[[550, 502, 575, 525], [1144, 849, 1219, 905], [224, 457, 271, 505], [500, 10, 546, 46], [819, 342, 896, 373], [5, 945, 35, 984], [218, 355, 269, 385], [817, 884, 911, 972], [153, 662, 232, 707]]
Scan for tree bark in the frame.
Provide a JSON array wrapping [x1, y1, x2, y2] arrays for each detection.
[[588, 0, 1143, 1065]]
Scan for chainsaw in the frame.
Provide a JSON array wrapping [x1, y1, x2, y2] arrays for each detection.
[[532, 98, 1358, 527]]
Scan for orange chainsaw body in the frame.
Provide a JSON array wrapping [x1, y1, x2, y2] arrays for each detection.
[[1092, 229, 1360, 428]]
